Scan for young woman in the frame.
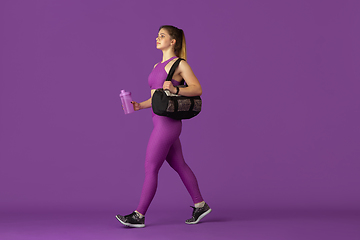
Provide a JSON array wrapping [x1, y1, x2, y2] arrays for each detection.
[[116, 25, 211, 228]]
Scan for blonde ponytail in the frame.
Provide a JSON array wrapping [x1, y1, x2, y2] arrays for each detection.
[[178, 29, 187, 60]]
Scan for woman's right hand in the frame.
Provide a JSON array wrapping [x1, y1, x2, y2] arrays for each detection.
[[131, 101, 141, 111]]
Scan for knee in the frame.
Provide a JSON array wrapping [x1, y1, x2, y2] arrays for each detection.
[[145, 163, 161, 176], [169, 161, 188, 173]]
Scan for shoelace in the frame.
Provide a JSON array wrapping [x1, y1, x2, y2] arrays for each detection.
[[190, 206, 197, 215], [133, 212, 142, 219]]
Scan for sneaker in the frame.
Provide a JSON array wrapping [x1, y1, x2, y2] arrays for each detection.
[[185, 202, 212, 224], [116, 212, 145, 228]]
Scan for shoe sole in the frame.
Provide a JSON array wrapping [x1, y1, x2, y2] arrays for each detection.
[[185, 208, 212, 224], [116, 215, 145, 228]]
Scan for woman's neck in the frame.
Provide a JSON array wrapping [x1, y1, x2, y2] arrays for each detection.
[[161, 49, 176, 62]]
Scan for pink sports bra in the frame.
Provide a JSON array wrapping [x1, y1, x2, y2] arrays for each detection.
[[148, 56, 181, 89]]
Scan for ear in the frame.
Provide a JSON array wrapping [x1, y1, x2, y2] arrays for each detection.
[[171, 39, 176, 46]]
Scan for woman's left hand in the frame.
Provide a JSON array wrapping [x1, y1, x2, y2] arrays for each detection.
[[163, 81, 176, 94]]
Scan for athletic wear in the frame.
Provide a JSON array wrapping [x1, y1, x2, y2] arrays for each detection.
[[116, 212, 145, 228], [185, 202, 212, 224], [148, 56, 180, 89], [136, 57, 204, 215]]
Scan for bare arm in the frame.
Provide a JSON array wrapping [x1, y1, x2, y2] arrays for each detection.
[[163, 60, 202, 97]]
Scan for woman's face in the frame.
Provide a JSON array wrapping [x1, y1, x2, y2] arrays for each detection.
[[156, 28, 174, 50]]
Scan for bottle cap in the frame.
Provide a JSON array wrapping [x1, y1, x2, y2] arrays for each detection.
[[120, 90, 130, 96]]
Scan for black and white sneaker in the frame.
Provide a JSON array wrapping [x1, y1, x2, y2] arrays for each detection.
[[116, 212, 145, 228], [185, 202, 212, 224]]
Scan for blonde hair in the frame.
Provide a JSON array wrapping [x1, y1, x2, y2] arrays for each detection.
[[159, 25, 187, 60]]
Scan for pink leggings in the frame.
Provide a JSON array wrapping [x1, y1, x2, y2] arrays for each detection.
[[136, 114, 204, 215]]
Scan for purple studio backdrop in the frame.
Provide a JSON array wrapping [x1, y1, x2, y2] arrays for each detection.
[[0, 0, 359, 213]]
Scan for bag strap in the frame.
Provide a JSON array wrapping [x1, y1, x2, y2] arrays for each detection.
[[165, 58, 184, 82]]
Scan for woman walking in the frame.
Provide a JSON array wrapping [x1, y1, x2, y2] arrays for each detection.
[[116, 25, 211, 228]]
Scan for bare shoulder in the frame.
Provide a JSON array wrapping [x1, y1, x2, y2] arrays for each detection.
[[178, 59, 193, 73]]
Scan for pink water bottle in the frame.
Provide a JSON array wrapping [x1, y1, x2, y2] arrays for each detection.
[[119, 90, 134, 114]]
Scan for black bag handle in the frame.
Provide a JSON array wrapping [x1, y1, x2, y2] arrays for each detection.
[[165, 58, 184, 82]]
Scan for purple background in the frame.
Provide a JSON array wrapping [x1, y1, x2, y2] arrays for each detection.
[[1, 0, 359, 239]]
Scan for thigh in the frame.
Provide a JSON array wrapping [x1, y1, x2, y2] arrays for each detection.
[[145, 116, 182, 168]]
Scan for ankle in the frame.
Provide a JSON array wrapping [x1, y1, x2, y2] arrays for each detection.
[[194, 201, 205, 208], [135, 210, 144, 218]]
